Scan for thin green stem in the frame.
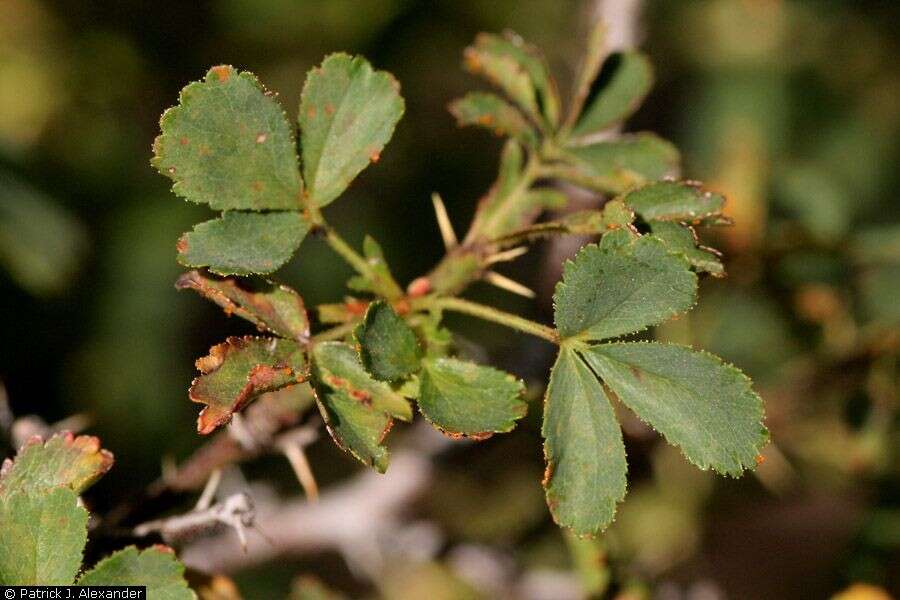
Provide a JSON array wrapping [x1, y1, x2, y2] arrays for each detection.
[[310, 320, 358, 344], [323, 225, 373, 279], [422, 296, 559, 344]]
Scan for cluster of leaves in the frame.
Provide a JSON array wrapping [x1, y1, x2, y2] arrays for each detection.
[[154, 24, 767, 536], [0, 433, 193, 595]]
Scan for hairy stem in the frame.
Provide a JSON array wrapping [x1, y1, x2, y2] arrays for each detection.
[[421, 296, 559, 344]]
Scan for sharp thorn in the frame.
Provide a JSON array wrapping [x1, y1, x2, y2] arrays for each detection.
[[431, 192, 458, 250], [485, 246, 528, 265], [484, 271, 535, 298]]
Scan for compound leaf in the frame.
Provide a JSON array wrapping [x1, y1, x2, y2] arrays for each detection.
[[77, 545, 194, 598], [311, 342, 412, 472], [581, 342, 767, 475], [418, 358, 526, 438], [542, 347, 626, 536], [0, 487, 87, 585], [563, 133, 680, 194], [571, 52, 653, 138], [649, 221, 724, 276], [449, 92, 538, 146], [354, 301, 421, 382], [177, 211, 310, 276], [299, 53, 404, 207], [190, 336, 308, 434], [152, 65, 302, 211], [0, 433, 113, 497], [554, 235, 697, 341], [177, 270, 310, 340], [624, 181, 725, 222]]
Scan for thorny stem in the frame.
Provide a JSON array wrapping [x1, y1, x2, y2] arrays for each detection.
[[420, 296, 559, 344]]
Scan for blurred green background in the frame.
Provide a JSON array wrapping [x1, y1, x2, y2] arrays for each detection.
[[0, 0, 897, 598]]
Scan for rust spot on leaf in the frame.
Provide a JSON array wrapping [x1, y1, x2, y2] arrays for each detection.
[[370, 151, 380, 163], [755, 454, 766, 466], [477, 114, 494, 126], [349, 389, 372, 405], [179, 137, 189, 146], [211, 65, 232, 82], [345, 299, 369, 316], [379, 419, 394, 443], [252, 180, 265, 192], [306, 106, 317, 119], [324, 103, 335, 115], [542, 462, 554, 488]]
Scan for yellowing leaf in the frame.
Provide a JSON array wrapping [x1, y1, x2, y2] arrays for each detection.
[[190, 336, 308, 434], [0, 432, 113, 497], [177, 270, 310, 340], [311, 342, 412, 472]]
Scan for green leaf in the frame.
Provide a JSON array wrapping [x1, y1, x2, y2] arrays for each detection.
[[177, 270, 310, 340], [624, 181, 725, 222], [566, 21, 607, 132], [346, 235, 404, 299], [554, 235, 697, 341], [190, 336, 308, 434], [464, 35, 537, 126], [152, 65, 302, 211], [562, 133, 680, 194], [299, 53, 404, 207], [418, 358, 526, 438], [354, 301, 421, 382], [0, 488, 87, 585], [542, 347, 626, 536], [648, 221, 724, 276], [571, 52, 653, 138], [77, 545, 194, 598], [466, 32, 560, 128], [449, 92, 537, 146], [311, 342, 412, 472], [0, 433, 113, 497], [581, 342, 767, 475], [177, 211, 310, 276]]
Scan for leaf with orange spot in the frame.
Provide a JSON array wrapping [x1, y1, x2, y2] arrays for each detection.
[[449, 92, 537, 146], [0, 432, 113, 497], [190, 336, 308, 434], [299, 53, 404, 207], [152, 65, 302, 211], [176, 269, 310, 340], [177, 211, 310, 276], [310, 342, 411, 472]]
